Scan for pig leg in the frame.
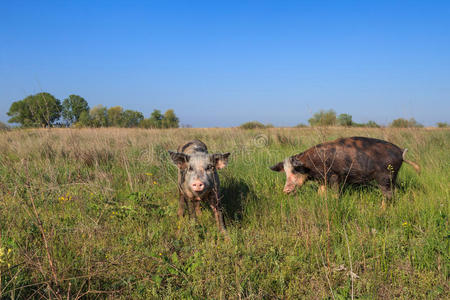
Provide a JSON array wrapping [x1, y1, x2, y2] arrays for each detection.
[[177, 194, 187, 217], [209, 196, 226, 232], [376, 175, 394, 200], [194, 199, 202, 217], [379, 185, 393, 200], [329, 174, 340, 194], [186, 199, 195, 218]]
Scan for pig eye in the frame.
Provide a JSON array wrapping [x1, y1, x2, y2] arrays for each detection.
[[206, 164, 214, 171], [188, 166, 194, 171]]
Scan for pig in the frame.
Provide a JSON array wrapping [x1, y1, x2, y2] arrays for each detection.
[[270, 136, 420, 199], [168, 140, 230, 232]]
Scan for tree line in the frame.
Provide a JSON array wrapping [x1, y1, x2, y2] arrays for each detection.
[[305, 109, 425, 128], [6, 92, 179, 128], [239, 109, 448, 129]]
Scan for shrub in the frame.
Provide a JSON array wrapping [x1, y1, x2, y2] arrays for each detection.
[[337, 113, 353, 126], [308, 109, 337, 126], [436, 122, 448, 128], [390, 118, 423, 128], [239, 121, 266, 129]]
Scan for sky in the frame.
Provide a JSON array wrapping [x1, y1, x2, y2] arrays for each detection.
[[1, 0, 449, 127]]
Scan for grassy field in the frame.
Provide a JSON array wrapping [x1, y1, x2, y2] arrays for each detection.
[[0, 127, 448, 299]]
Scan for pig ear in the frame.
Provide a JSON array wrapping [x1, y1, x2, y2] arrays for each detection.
[[269, 162, 284, 172], [290, 156, 303, 167], [290, 157, 309, 173], [168, 151, 189, 169], [211, 153, 230, 170]]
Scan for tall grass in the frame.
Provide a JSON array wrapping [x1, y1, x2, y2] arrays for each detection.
[[0, 127, 448, 299]]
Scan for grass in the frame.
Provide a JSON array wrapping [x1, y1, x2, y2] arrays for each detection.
[[0, 127, 448, 299]]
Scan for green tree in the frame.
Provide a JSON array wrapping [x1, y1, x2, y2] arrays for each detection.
[[107, 106, 124, 127], [61, 95, 89, 126], [7, 92, 61, 127], [147, 109, 163, 128], [436, 122, 448, 128], [162, 109, 179, 128], [239, 121, 266, 129], [121, 110, 144, 127], [89, 105, 108, 127], [390, 118, 423, 128], [365, 120, 380, 128], [76, 111, 92, 127], [337, 113, 353, 126], [308, 109, 337, 126]]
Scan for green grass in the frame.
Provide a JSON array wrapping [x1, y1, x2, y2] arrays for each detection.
[[0, 127, 448, 299]]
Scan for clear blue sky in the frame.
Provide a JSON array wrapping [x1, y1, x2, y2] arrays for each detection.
[[1, 0, 449, 127]]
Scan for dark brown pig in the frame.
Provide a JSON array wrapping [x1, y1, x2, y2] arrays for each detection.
[[270, 136, 420, 199], [169, 140, 230, 232]]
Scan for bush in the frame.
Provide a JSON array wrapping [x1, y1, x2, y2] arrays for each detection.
[[436, 122, 448, 128], [239, 121, 266, 129], [337, 113, 353, 126], [365, 120, 380, 128], [308, 109, 337, 126], [390, 118, 423, 128]]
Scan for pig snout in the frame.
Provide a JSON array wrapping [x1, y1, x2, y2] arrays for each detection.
[[191, 180, 205, 192], [283, 183, 295, 194]]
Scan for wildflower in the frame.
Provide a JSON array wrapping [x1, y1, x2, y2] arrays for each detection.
[[159, 253, 162, 256], [0, 247, 4, 264], [402, 221, 408, 227], [153, 181, 157, 185], [145, 173, 153, 176]]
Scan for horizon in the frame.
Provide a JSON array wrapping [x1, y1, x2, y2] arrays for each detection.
[[1, 1, 449, 127]]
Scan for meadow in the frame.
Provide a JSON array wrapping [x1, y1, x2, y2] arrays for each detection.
[[0, 127, 448, 299]]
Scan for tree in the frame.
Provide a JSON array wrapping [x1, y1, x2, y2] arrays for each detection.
[[436, 122, 448, 128], [121, 110, 144, 127], [89, 105, 108, 127], [390, 118, 423, 128], [365, 120, 380, 128], [337, 113, 353, 126], [162, 109, 179, 128], [61, 95, 89, 126], [7, 92, 61, 127], [239, 121, 266, 129], [308, 109, 337, 126], [142, 109, 163, 128], [107, 106, 124, 127], [77, 111, 92, 127]]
